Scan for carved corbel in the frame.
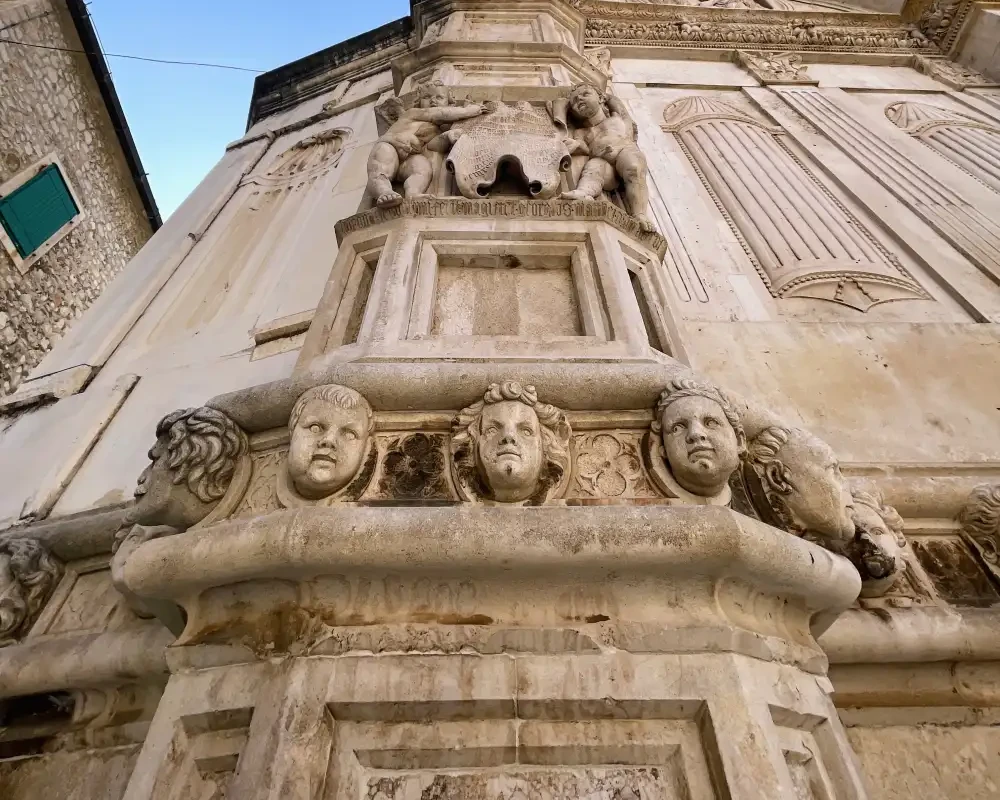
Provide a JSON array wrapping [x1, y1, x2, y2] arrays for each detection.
[[736, 51, 817, 85], [912, 56, 1000, 90], [0, 536, 62, 646]]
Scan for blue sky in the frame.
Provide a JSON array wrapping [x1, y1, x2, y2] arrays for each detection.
[[88, 1, 409, 219]]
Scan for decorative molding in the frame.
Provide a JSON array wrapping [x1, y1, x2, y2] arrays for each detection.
[[777, 87, 1000, 286], [886, 100, 1000, 193], [663, 95, 928, 311], [912, 56, 1000, 90], [334, 198, 668, 256], [957, 484, 1000, 586], [736, 50, 818, 84]]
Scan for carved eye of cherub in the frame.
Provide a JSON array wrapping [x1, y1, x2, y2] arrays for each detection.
[[309, 423, 323, 435], [705, 416, 722, 429], [344, 429, 359, 441], [518, 424, 535, 437]]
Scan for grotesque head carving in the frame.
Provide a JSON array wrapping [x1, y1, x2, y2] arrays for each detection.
[[652, 379, 746, 500], [743, 427, 854, 541], [452, 382, 571, 504], [131, 407, 250, 531], [287, 385, 374, 501], [417, 79, 450, 110], [848, 489, 905, 593], [0, 537, 62, 646]]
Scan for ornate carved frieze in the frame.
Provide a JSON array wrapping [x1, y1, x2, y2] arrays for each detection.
[[736, 50, 817, 84], [662, 95, 929, 310], [916, 0, 968, 50], [0, 536, 62, 646], [886, 100, 1000, 193], [913, 56, 1000, 90], [778, 87, 1000, 286], [584, 15, 935, 53]]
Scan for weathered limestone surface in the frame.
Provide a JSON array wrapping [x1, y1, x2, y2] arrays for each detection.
[[3, 1, 1000, 798]]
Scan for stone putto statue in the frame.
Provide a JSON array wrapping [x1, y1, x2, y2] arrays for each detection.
[[452, 382, 571, 504], [553, 83, 655, 232], [647, 378, 746, 504], [284, 384, 374, 502], [0, 537, 62, 646], [368, 81, 486, 209]]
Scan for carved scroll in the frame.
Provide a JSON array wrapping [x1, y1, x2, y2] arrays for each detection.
[[663, 96, 928, 311], [777, 87, 1000, 286], [886, 101, 1000, 194]]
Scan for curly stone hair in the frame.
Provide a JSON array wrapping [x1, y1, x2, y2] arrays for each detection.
[[0, 537, 62, 643], [288, 384, 374, 435], [417, 79, 450, 103], [452, 382, 571, 504], [743, 425, 798, 532], [652, 378, 745, 449], [959, 483, 1000, 538], [137, 407, 249, 505]]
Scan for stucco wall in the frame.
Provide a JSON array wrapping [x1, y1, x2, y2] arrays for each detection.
[[0, 0, 151, 395]]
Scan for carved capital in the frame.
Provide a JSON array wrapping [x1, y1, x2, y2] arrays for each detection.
[[736, 51, 817, 85], [0, 536, 62, 646]]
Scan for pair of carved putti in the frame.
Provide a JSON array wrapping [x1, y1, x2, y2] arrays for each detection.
[[368, 81, 655, 232], [113, 377, 905, 597]]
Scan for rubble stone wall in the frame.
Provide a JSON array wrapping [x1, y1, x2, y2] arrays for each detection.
[[0, 0, 151, 395]]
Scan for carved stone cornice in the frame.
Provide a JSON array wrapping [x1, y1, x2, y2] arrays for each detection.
[[334, 197, 668, 255]]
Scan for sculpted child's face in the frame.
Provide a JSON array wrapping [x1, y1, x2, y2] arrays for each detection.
[[133, 439, 215, 531], [570, 86, 603, 121], [477, 400, 544, 503], [288, 400, 369, 500], [420, 87, 450, 109], [782, 439, 854, 539], [660, 395, 741, 497]]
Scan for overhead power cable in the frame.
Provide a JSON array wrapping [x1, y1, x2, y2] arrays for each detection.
[[0, 36, 267, 73]]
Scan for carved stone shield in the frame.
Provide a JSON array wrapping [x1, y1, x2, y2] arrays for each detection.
[[446, 101, 571, 200]]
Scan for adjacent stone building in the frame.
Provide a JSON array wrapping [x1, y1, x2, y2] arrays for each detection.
[[2, 1, 1000, 798], [0, 0, 159, 396]]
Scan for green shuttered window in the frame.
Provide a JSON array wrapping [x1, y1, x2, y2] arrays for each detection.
[[0, 164, 79, 258]]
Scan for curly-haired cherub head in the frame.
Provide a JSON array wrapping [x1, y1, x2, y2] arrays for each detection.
[[452, 382, 571, 504], [567, 82, 608, 124], [0, 537, 62, 644], [744, 426, 854, 540], [287, 385, 374, 500], [131, 407, 249, 531], [652, 378, 746, 498]]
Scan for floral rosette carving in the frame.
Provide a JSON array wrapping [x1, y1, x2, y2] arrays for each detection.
[[379, 434, 451, 500], [573, 433, 655, 499]]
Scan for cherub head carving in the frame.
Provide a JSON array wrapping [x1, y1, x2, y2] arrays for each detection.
[[567, 83, 608, 124], [0, 537, 62, 645], [651, 378, 746, 500], [743, 426, 854, 541], [287, 385, 374, 500], [130, 407, 250, 532], [417, 79, 450, 109], [452, 382, 571, 504]]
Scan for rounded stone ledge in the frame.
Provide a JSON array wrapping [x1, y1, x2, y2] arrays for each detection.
[[333, 198, 668, 258], [122, 505, 860, 669], [821, 606, 1000, 665], [0, 625, 172, 699]]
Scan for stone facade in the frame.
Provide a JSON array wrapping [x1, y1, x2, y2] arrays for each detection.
[[1, 0, 1000, 798], [0, 0, 155, 396]]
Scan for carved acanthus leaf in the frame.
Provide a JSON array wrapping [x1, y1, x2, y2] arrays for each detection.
[[737, 50, 816, 84], [913, 56, 1000, 90]]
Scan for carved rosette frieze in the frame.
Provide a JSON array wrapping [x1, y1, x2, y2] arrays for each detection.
[[0, 536, 62, 646], [886, 100, 1000, 193], [958, 484, 1000, 584], [662, 95, 928, 311], [736, 50, 817, 84]]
